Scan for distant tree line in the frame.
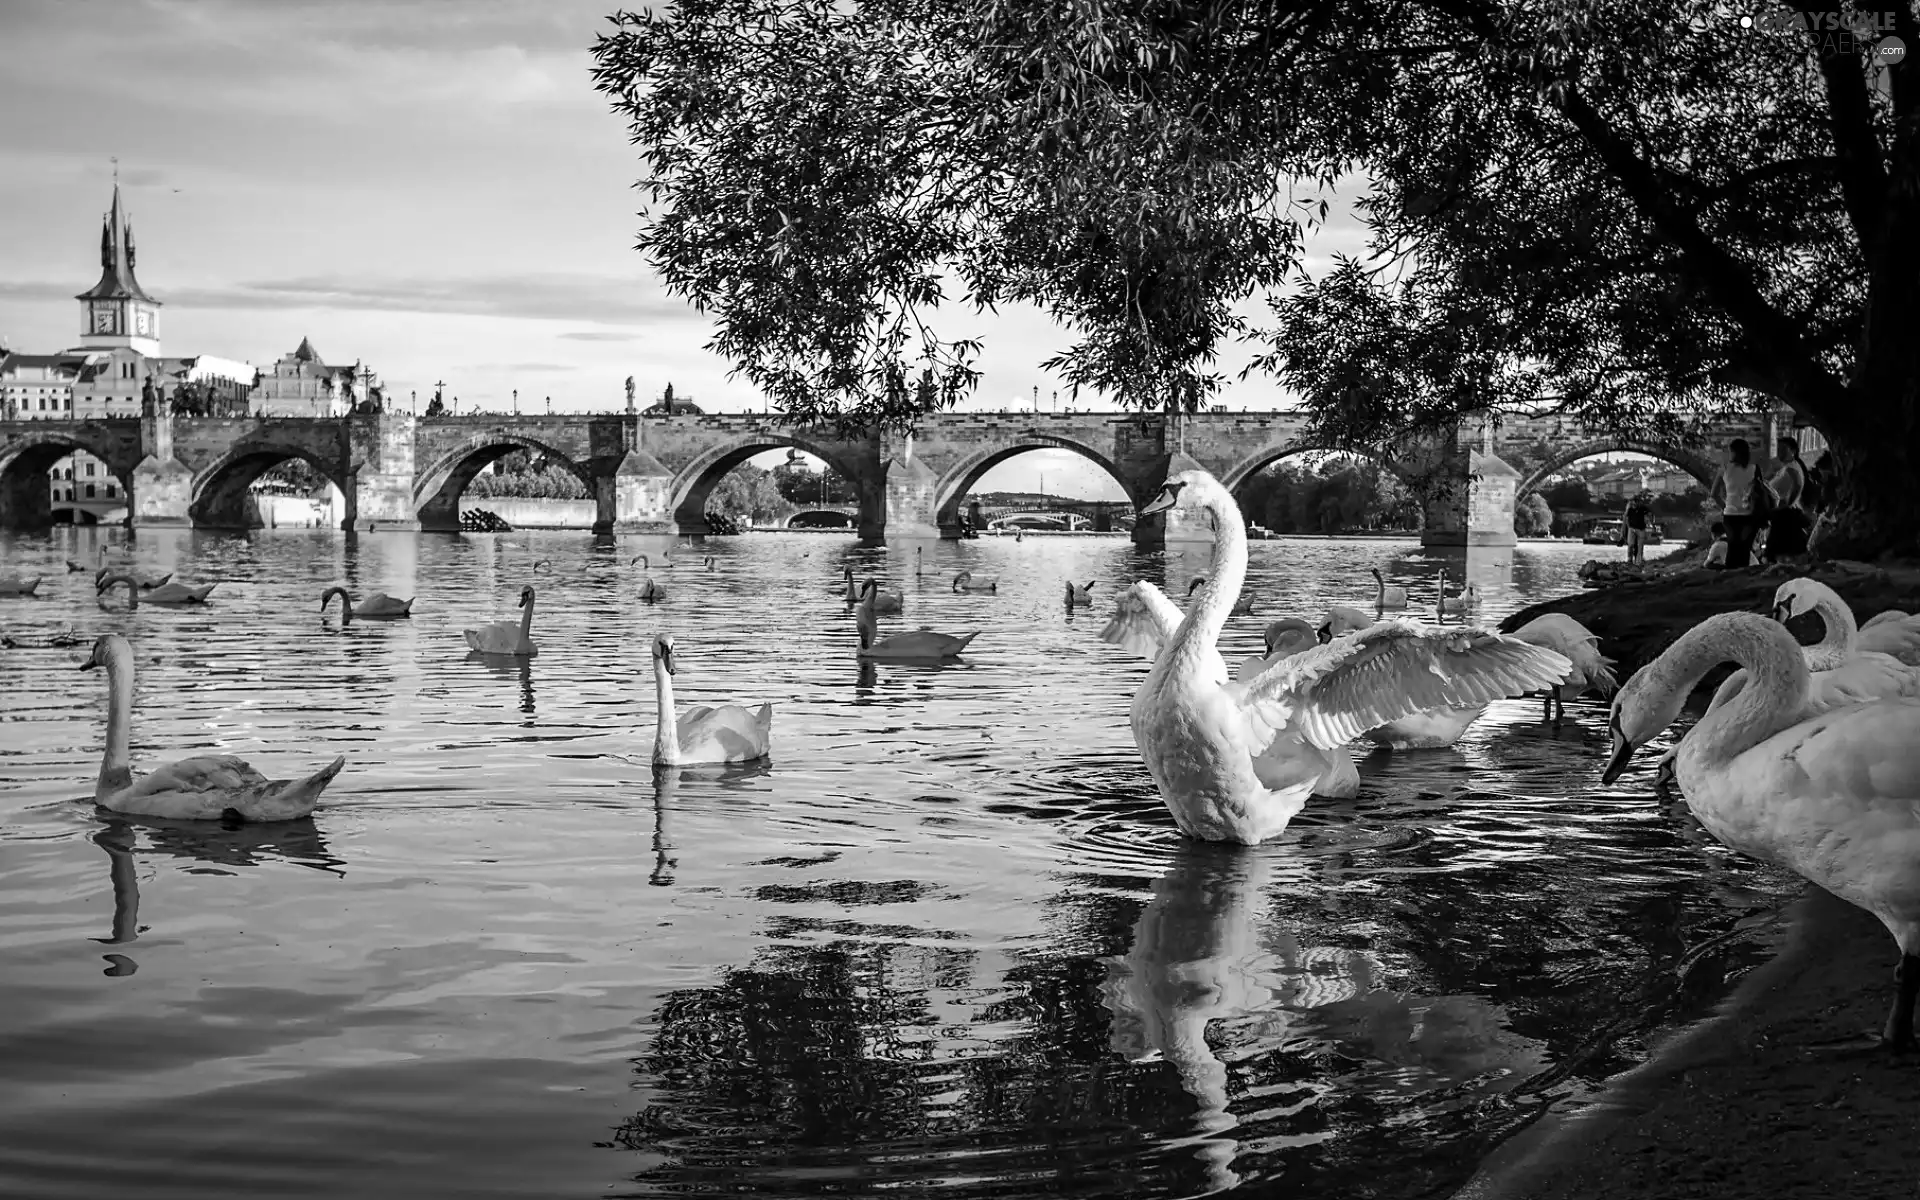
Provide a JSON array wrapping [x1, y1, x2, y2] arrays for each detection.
[[468, 450, 590, 499], [1237, 458, 1420, 535]]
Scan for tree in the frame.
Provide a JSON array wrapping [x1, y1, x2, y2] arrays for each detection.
[[1514, 491, 1554, 537], [594, 3, 1920, 556], [1541, 478, 1593, 513], [708, 465, 797, 523], [771, 460, 857, 505]]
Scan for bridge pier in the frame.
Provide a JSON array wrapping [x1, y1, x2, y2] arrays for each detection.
[[349, 412, 418, 531], [130, 401, 192, 528], [596, 446, 674, 535], [881, 440, 940, 542]]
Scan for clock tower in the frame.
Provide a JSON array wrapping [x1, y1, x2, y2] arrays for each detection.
[[75, 182, 161, 357]]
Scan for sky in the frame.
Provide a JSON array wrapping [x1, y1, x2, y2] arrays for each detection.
[[0, 0, 1370, 498]]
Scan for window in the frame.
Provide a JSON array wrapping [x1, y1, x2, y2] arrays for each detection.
[[85, 484, 96, 499], [105, 483, 116, 498], [84, 462, 95, 477]]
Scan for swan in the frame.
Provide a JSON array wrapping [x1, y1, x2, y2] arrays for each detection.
[[1065, 580, 1096, 608], [1371, 567, 1408, 611], [1102, 471, 1572, 844], [0, 576, 42, 597], [648, 634, 772, 766], [631, 554, 673, 570], [639, 576, 665, 603], [1650, 615, 1920, 790], [703, 555, 716, 570], [532, 559, 554, 573], [1189, 576, 1254, 616], [858, 578, 904, 613], [855, 593, 977, 660], [1602, 611, 1920, 1049], [1508, 613, 1618, 724], [464, 585, 538, 656], [952, 571, 998, 593], [93, 565, 170, 590], [1435, 566, 1477, 617], [97, 574, 213, 606], [1775, 578, 1920, 668], [1232, 618, 1319, 683], [1312, 605, 1492, 749], [1866, 609, 1913, 631], [78, 633, 346, 821], [320, 586, 414, 623]]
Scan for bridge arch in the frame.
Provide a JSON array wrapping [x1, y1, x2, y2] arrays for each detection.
[[412, 433, 596, 532], [190, 440, 354, 529], [1515, 438, 1717, 498], [1219, 441, 1414, 494], [668, 434, 866, 534], [932, 434, 1132, 531], [0, 428, 132, 530]]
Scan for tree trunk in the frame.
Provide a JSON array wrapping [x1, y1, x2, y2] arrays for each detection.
[[1810, 431, 1920, 561]]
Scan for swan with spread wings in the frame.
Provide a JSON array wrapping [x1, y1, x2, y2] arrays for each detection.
[[1100, 471, 1572, 845]]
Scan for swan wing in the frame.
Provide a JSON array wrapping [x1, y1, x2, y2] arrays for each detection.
[[677, 702, 771, 761], [1100, 582, 1184, 662], [1237, 620, 1574, 751], [135, 754, 273, 794], [1857, 616, 1920, 666], [1862, 609, 1912, 631], [1808, 652, 1920, 710]]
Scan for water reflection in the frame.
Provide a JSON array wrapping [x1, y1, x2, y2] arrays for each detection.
[[466, 649, 536, 713]]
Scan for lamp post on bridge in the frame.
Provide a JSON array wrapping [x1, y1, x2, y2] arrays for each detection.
[[513, 388, 519, 416]]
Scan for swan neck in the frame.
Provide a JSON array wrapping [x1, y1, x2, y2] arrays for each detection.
[[1668, 614, 1810, 768], [99, 644, 134, 799], [519, 596, 535, 641], [652, 656, 679, 764], [1808, 592, 1856, 669], [1170, 481, 1247, 654], [323, 586, 351, 623]]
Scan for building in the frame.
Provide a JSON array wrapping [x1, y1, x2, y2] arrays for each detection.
[[1, 351, 92, 418], [250, 337, 370, 417]]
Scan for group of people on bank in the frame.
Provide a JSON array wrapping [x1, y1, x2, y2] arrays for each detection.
[[1704, 435, 1826, 569]]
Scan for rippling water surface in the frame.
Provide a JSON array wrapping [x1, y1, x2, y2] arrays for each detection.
[[0, 528, 1791, 1200]]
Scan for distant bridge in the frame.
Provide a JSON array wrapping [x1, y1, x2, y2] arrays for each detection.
[[0, 402, 1797, 547]]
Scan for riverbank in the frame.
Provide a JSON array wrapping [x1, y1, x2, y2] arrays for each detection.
[[1498, 555, 1920, 681], [1454, 884, 1920, 1200]]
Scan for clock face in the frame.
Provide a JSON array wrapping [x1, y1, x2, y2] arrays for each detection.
[[92, 306, 113, 334]]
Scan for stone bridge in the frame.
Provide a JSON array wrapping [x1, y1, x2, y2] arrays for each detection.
[[0, 402, 1796, 547]]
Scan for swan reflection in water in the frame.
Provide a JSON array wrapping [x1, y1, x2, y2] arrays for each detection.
[[648, 761, 773, 887], [90, 813, 344, 977], [466, 649, 536, 714], [1101, 840, 1548, 1190]]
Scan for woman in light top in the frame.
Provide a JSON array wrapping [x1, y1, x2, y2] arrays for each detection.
[[1710, 437, 1760, 569], [1763, 435, 1812, 563]]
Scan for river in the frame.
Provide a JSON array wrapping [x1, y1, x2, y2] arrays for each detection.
[[0, 528, 1790, 1200]]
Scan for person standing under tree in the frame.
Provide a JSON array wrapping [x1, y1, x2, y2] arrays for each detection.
[[1763, 435, 1812, 563], [1710, 438, 1763, 569], [1622, 491, 1651, 565]]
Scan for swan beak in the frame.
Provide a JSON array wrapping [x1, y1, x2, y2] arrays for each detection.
[[78, 658, 98, 671], [1600, 732, 1637, 785], [661, 645, 676, 675], [1316, 624, 1332, 644], [1770, 602, 1792, 623], [1140, 482, 1183, 515]]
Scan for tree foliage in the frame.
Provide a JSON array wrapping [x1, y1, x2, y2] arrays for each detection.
[[594, 2, 1920, 552], [467, 449, 590, 500], [1238, 455, 1419, 534], [708, 464, 797, 522], [1514, 491, 1554, 537]]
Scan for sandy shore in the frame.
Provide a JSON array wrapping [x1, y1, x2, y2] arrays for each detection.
[[1453, 884, 1920, 1199]]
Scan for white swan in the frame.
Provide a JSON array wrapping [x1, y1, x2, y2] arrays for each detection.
[[648, 634, 772, 766], [639, 576, 666, 603], [1371, 567, 1408, 611], [1232, 618, 1319, 683], [703, 555, 716, 571], [464, 585, 538, 656], [1508, 613, 1618, 724], [1065, 580, 1096, 608], [98, 574, 214, 606], [79, 634, 346, 821], [1102, 471, 1572, 844], [952, 571, 998, 593], [320, 586, 414, 623], [858, 578, 904, 613], [855, 593, 977, 660], [1435, 566, 1477, 617], [0, 576, 43, 597], [93, 565, 171, 591], [1190, 576, 1254, 616], [632, 553, 673, 570], [1602, 611, 1920, 1049], [1775, 578, 1920, 668], [1313, 606, 1491, 750]]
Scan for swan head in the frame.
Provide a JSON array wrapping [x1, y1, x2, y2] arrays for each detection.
[[1263, 618, 1318, 658], [1140, 473, 1204, 515], [79, 633, 126, 672], [952, 572, 969, 591], [1600, 668, 1690, 786], [652, 634, 676, 675], [1370, 567, 1384, 582], [517, 585, 535, 608], [1321, 606, 1374, 640], [1188, 576, 1207, 596], [533, 559, 553, 573], [632, 554, 649, 567], [1771, 578, 1822, 624]]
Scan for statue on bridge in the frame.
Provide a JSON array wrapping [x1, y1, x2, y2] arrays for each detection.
[[625, 376, 636, 412]]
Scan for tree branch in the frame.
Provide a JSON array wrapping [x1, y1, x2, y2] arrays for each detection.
[[1802, 5, 1889, 246]]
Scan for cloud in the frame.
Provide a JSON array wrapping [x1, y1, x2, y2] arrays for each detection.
[[558, 330, 642, 342], [480, 362, 579, 373]]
